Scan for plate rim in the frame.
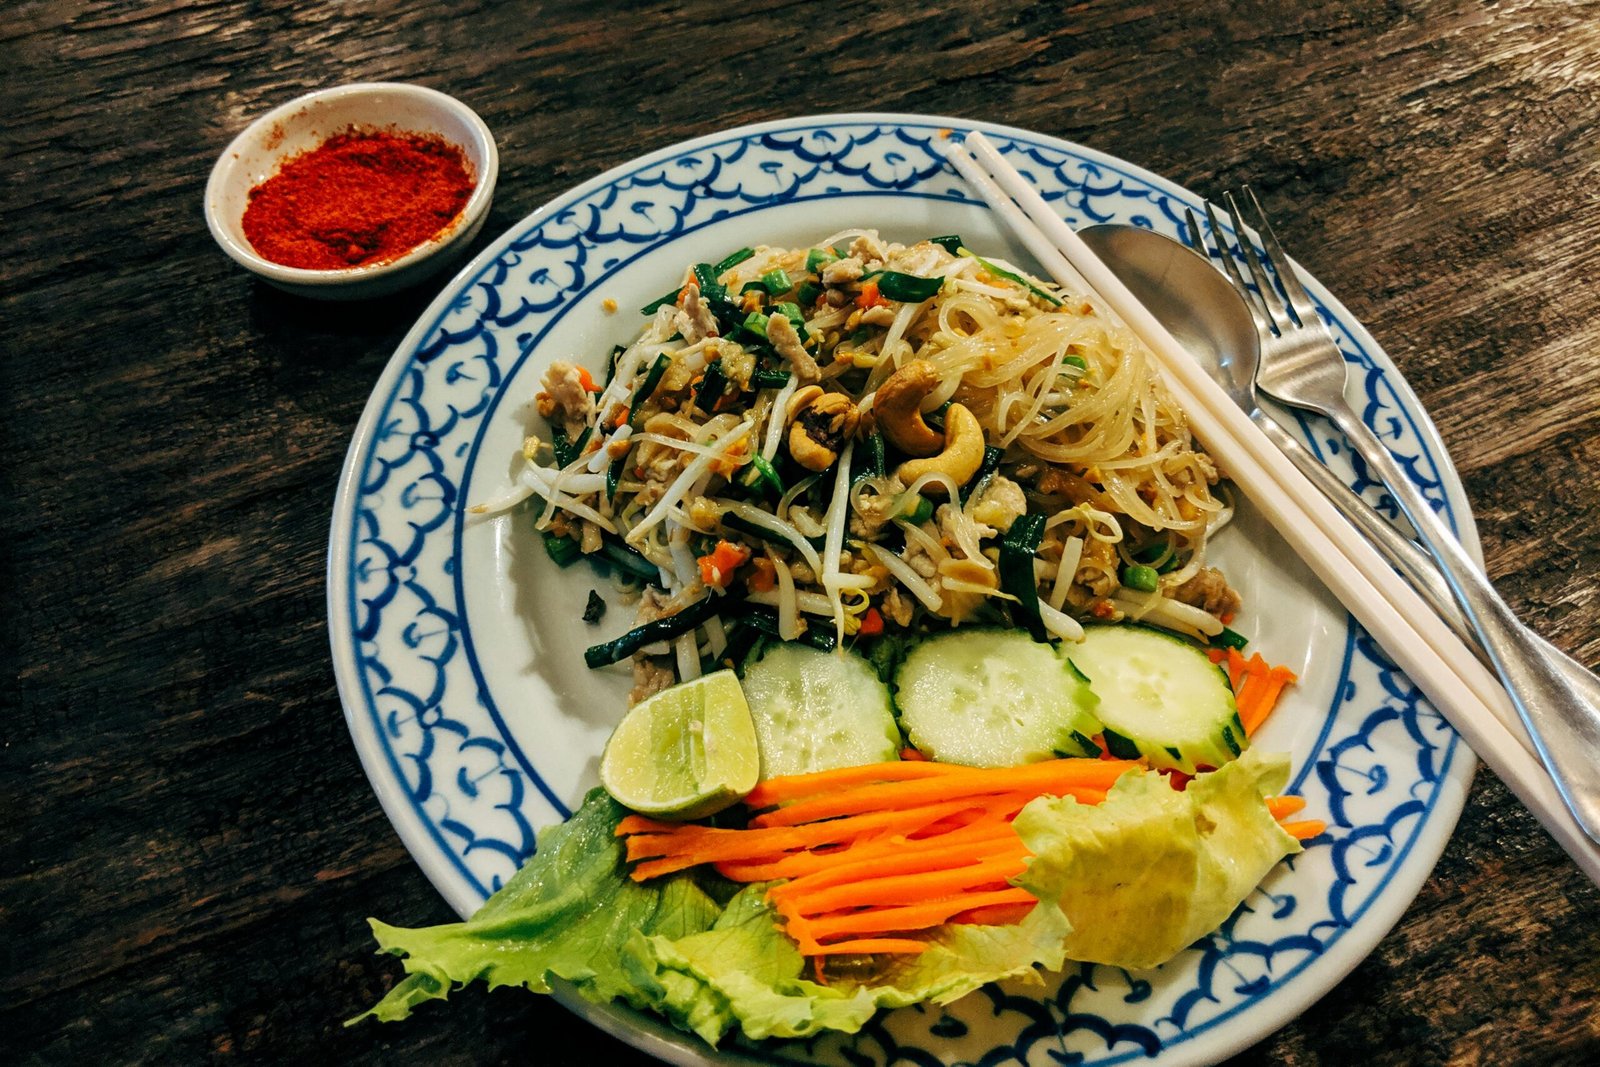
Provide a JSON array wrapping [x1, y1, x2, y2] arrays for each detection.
[[327, 110, 1480, 1066]]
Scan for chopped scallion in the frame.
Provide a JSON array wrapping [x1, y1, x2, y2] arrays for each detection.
[[1120, 564, 1161, 593], [759, 268, 792, 295], [542, 533, 581, 567]]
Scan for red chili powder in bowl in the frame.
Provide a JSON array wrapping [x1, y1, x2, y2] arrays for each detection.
[[241, 128, 475, 270]]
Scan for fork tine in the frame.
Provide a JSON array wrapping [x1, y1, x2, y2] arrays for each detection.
[[1224, 190, 1295, 331], [1241, 185, 1324, 329], [1199, 200, 1273, 335]]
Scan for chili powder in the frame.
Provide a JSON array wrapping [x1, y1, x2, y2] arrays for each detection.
[[241, 128, 475, 270]]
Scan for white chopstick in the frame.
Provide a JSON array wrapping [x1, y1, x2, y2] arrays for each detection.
[[943, 130, 1600, 885]]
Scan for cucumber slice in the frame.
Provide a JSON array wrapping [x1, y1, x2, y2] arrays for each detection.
[[1067, 624, 1246, 774], [893, 629, 1103, 767], [740, 643, 903, 779]]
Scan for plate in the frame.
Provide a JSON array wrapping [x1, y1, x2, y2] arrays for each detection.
[[328, 114, 1477, 1066]]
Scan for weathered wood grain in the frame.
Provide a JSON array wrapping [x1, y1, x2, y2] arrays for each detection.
[[3, 0, 1598, 1063]]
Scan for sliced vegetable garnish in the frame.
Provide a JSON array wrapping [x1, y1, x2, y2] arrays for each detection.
[[626, 353, 672, 428], [928, 234, 964, 254], [759, 268, 792, 295]]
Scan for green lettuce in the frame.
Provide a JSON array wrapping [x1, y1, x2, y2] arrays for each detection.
[[353, 789, 1071, 1045], [356, 754, 1302, 1045], [1012, 747, 1301, 970], [352, 789, 724, 1023], [622, 883, 1073, 1044]]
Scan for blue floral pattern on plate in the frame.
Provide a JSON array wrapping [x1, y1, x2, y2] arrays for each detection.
[[328, 115, 1476, 1067]]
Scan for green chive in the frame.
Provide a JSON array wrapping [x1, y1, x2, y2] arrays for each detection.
[[639, 287, 682, 315], [715, 247, 756, 272], [760, 268, 792, 295]]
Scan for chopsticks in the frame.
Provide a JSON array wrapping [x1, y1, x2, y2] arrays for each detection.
[[940, 130, 1600, 885]]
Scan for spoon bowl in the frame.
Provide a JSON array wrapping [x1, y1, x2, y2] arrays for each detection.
[[1076, 224, 1261, 408]]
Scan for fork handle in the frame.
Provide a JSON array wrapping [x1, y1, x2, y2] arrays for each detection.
[[1330, 408, 1600, 842], [1255, 411, 1600, 757]]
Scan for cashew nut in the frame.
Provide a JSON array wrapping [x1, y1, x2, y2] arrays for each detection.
[[895, 403, 985, 489], [873, 360, 945, 457], [788, 391, 861, 472]]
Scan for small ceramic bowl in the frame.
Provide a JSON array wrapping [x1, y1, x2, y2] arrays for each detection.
[[205, 82, 498, 301]]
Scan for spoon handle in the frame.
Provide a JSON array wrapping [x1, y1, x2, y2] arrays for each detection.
[[1327, 408, 1600, 843], [1254, 411, 1600, 760]]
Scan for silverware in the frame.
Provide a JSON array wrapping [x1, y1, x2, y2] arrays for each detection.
[[1077, 220, 1600, 747], [1189, 187, 1600, 842]]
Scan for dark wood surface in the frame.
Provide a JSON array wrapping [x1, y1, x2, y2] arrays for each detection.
[[5, 1, 1599, 1063]]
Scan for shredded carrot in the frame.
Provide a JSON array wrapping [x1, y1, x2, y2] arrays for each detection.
[[1207, 647, 1227, 665], [899, 747, 929, 761], [951, 901, 1036, 926], [765, 829, 1023, 901], [618, 754, 1306, 957], [744, 759, 967, 809], [717, 818, 1016, 883], [575, 365, 601, 393], [1223, 648, 1297, 736], [792, 887, 1038, 940], [748, 759, 1137, 828], [623, 798, 1004, 878], [1266, 795, 1306, 820], [780, 852, 1029, 916], [1280, 819, 1326, 841]]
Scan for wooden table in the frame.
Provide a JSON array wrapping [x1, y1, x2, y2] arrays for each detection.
[[6, 1, 1599, 1063]]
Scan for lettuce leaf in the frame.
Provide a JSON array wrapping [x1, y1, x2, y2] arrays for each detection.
[[1012, 748, 1301, 970], [356, 754, 1302, 1044], [623, 883, 1074, 1045], [354, 789, 1073, 1045], [352, 789, 723, 1024]]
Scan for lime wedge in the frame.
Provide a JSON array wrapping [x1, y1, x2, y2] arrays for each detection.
[[599, 669, 759, 820]]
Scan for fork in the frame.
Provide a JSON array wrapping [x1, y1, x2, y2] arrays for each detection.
[[1200, 186, 1600, 844]]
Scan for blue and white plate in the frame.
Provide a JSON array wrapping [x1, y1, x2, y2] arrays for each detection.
[[328, 114, 1477, 1066]]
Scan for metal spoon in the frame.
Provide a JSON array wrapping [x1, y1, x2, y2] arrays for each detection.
[[1077, 222, 1600, 746]]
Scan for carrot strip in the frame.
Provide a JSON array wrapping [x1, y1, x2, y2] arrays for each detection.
[[623, 798, 1003, 879], [723, 818, 1018, 883], [749, 759, 1138, 828], [765, 826, 1022, 899], [781, 852, 1029, 916], [744, 760, 966, 809], [899, 747, 929, 761], [797, 888, 1038, 939], [1266, 795, 1306, 819], [951, 901, 1036, 926], [1242, 666, 1298, 736], [1281, 819, 1326, 841]]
